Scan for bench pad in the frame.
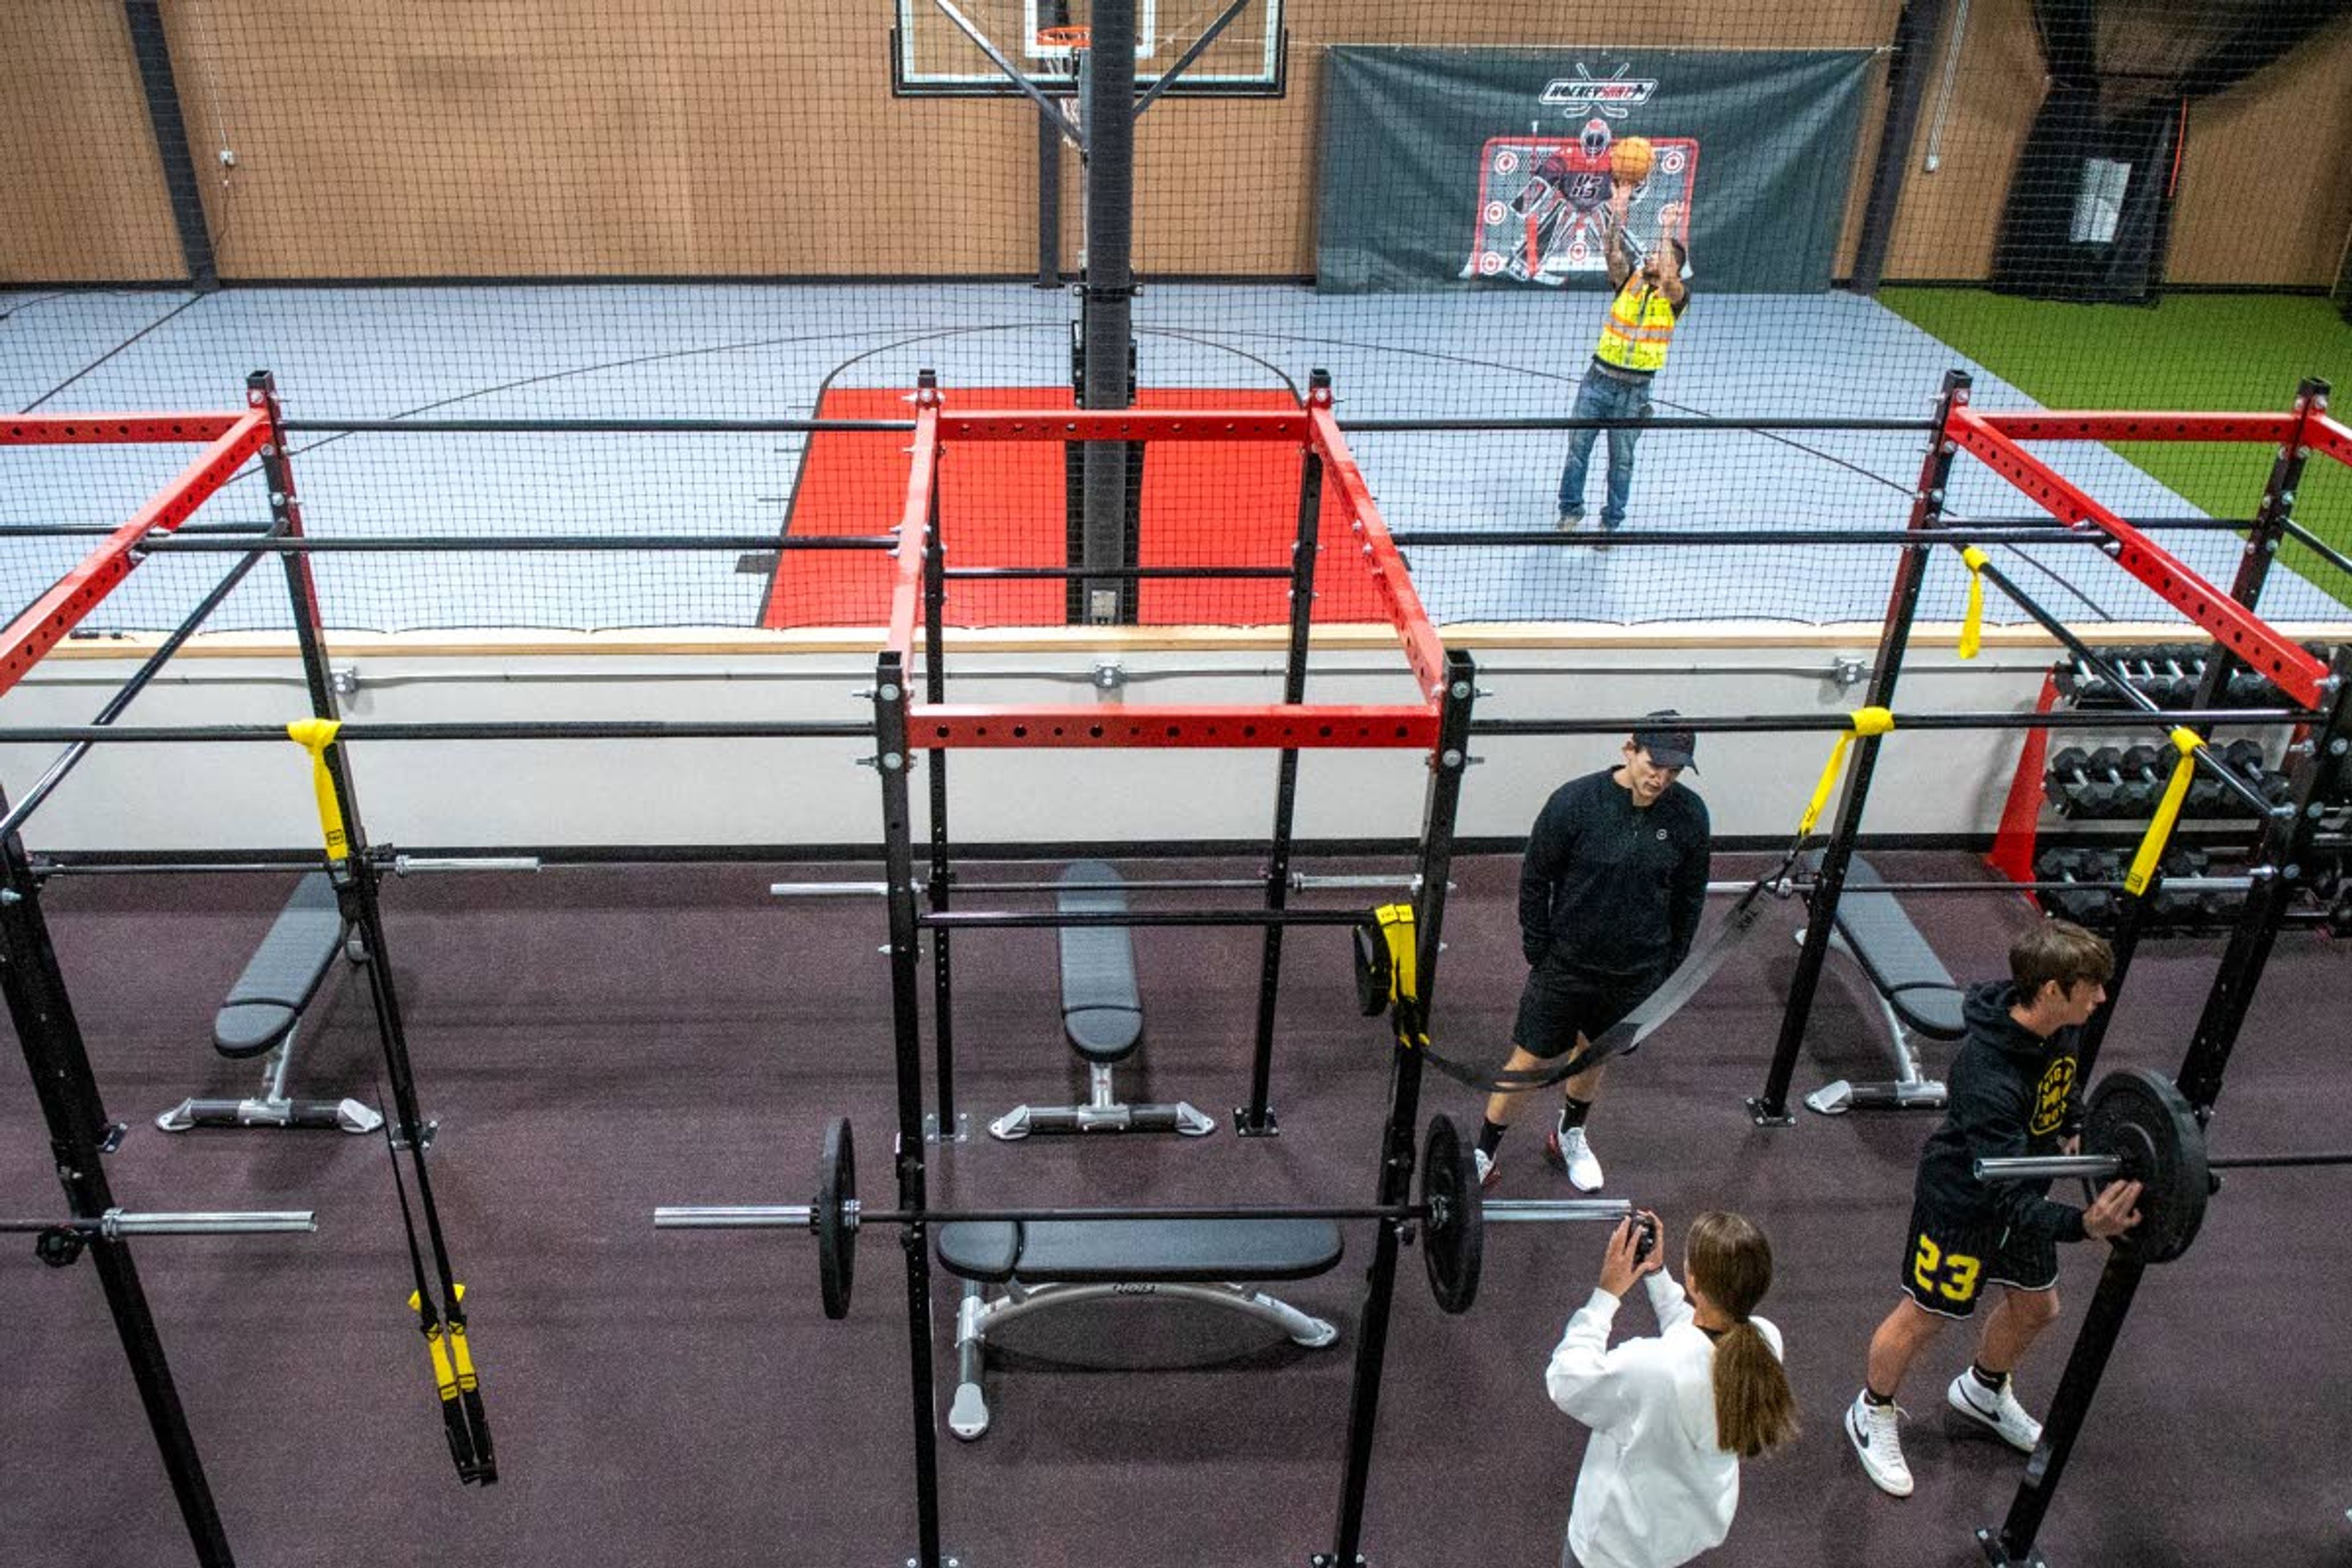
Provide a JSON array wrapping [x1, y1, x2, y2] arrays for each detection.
[[937, 1218, 1344, 1285], [213, 872, 347, 1058], [1822, 853, 1966, 1040], [1059, 861, 1142, 1063]]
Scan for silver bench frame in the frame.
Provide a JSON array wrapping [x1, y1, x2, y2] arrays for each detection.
[[948, 1275, 1336, 1441]]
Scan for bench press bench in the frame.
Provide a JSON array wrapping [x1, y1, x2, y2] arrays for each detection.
[[156, 871, 383, 1136], [986, 861, 1215, 1140], [1798, 852, 1962, 1115], [940, 1215, 1343, 1440]]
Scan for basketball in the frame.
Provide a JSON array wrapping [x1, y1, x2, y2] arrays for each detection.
[[1610, 136, 1655, 186]]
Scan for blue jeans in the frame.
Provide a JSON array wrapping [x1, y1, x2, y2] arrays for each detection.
[[1557, 369, 1653, 530]]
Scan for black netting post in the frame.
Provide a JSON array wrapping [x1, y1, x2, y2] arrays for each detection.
[[1077, 0, 1137, 625], [121, 0, 216, 289], [1850, 0, 1954, 295]]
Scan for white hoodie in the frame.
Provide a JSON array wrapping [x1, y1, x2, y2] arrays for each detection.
[[1544, 1274, 1785, 1568]]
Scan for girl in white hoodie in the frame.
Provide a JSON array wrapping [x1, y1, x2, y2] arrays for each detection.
[[1545, 1211, 1798, 1568]]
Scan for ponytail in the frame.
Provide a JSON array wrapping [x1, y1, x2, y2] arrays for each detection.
[[1684, 1211, 1801, 1460], [1711, 1321, 1800, 1459]]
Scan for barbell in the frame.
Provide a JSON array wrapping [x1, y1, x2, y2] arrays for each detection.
[[1973, 1067, 2352, 1263], [7, 1208, 317, 1267], [657, 1114, 1633, 1318]]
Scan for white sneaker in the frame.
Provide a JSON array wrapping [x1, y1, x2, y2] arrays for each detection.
[[1948, 1371, 2043, 1453], [1473, 1146, 1499, 1190], [1846, 1390, 1914, 1498], [1556, 507, 1586, 533], [1547, 1126, 1604, 1192]]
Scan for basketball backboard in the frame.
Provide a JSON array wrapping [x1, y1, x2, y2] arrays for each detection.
[[892, 0, 1285, 97]]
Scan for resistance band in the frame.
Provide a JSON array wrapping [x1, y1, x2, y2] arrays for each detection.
[[286, 718, 349, 862], [1958, 546, 1990, 660], [374, 1074, 497, 1486], [1800, 707, 1894, 838], [2124, 728, 2206, 897]]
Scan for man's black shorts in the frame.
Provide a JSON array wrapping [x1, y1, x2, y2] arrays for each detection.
[[1897, 1196, 2059, 1319], [1511, 962, 1660, 1061]]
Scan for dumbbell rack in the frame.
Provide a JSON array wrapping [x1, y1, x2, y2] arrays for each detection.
[[1988, 639, 2350, 935]]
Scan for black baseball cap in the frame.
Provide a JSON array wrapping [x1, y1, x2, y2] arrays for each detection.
[[1633, 709, 1698, 771]]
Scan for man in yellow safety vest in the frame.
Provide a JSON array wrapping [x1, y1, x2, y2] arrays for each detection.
[[1558, 189, 1688, 543]]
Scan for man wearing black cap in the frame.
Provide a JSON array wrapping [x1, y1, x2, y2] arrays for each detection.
[[1476, 712, 1711, 1193]]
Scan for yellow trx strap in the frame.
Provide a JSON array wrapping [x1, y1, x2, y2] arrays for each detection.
[[1800, 707, 1896, 838], [1371, 902, 1418, 1008], [2124, 729, 2206, 896], [286, 718, 348, 862], [1958, 546, 1991, 660]]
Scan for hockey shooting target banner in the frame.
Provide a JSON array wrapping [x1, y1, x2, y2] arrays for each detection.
[[1316, 49, 1875, 293]]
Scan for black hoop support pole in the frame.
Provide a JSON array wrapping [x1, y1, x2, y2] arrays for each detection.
[[1752, 369, 1967, 1123]]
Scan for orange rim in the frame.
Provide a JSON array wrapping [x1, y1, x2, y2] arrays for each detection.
[[1035, 25, 1091, 51]]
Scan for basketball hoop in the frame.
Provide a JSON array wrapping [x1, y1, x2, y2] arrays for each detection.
[[1035, 23, 1093, 56]]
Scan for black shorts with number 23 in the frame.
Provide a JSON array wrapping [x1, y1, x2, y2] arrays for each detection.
[[1899, 1196, 2059, 1319]]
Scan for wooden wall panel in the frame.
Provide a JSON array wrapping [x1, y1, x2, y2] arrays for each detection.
[[0, 0, 186, 281], [4, 0, 2342, 288], [2166, 21, 2352, 287]]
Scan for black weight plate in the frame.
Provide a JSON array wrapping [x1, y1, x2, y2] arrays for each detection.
[[816, 1117, 858, 1319], [1352, 917, 1390, 1017], [1420, 1114, 1484, 1315], [2084, 1068, 2207, 1264]]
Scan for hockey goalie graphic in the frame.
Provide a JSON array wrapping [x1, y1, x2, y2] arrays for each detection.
[[1461, 118, 1698, 286]]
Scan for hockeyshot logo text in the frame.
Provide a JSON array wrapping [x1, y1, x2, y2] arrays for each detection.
[[1540, 64, 1657, 118]]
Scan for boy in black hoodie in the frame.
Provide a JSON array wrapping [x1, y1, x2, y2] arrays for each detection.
[[1845, 919, 2144, 1499]]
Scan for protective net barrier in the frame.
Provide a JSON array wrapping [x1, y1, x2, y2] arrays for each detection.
[[3, 0, 2349, 633]]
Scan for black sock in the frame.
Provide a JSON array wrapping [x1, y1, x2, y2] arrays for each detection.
[[1477, 1119, 1507, 1158], [1863, 1386, 1896, 1407], [1558, 1096, 1594, 1135], [1970, 1362, 2007, 1391]]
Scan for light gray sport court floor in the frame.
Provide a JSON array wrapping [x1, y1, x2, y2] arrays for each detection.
[[4, 282, 2343, 633]]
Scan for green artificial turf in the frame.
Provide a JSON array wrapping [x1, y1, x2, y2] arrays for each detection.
[[1880, 289, 2352, 606]]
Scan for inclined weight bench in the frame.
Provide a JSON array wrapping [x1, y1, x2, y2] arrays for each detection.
[[987, 861, 1215, 1140], [1798, 852, 1961, 1115], [156, 871, 383, 1135], [939, 1215, 1343, 1440]]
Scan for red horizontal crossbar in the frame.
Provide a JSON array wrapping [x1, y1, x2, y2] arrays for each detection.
[[1977, 411, 2296, 445], [0, 409, 270, 699], [1948, 406, 2329, 707], [1308, 402, 1449, 705], [905, 702, 1441, 749], [935, 410, 1310, 442], [2311, 412, 2352, 470], [1, 413, 248, 446], [884, 397, 941, 660]]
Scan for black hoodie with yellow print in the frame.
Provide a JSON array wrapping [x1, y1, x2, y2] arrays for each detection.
[[1913, 982, 2090, 1242]]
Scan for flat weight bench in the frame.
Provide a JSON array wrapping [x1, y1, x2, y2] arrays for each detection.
[[157, 872, 383, 1136], [986, 861, 1214, 1140], [1798, 852, 1962, 1115], [938, 1216, 1343, 1440]]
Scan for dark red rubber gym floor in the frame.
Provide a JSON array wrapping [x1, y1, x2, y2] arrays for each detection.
[[1, 853, 2340, 1567]]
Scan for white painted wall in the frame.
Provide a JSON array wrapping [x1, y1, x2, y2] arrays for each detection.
[[0, 629, 2166, 853]]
